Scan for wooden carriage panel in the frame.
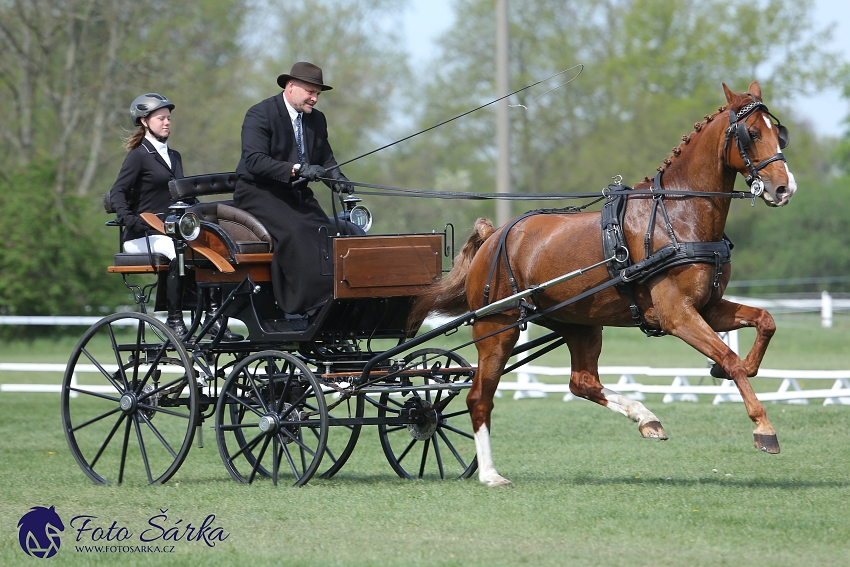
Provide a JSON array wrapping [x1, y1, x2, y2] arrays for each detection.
[[194, 253, 273, 283], [107, 264, 169, 274], [334, 235, 442, 298]]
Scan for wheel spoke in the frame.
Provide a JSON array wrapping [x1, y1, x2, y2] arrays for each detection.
[[272, 435, 280, 486], [277, 435, 302, 481], [70, 406, 122, 433], [418, 438, 431, 479], [118, 417, 132, 484], [132, 414, 154, 483], [437, 428, 469, 470], [440, 423, 474, 439], [441, 409, 469, 420], [88, 413, 126, 469], [137, 413, 178, 459], [107, 323, 130, 391], [222, 388, 264, 419], [244, 367, 270, 413], [248, 435, 272, 484], [81, 347, 125, 393], [136, 404, 191, 420], [228, 428, 264, 462], [432, 436, 445, 479], [396, 437, 417, 465]]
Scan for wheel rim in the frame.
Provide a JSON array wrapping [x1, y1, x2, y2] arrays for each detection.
[[216, 351, 328, 487], [61, 313, 198, 485], [377, 348, 477, 480]]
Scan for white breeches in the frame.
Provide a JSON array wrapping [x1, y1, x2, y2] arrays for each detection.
[[123, 235, 177, 261]]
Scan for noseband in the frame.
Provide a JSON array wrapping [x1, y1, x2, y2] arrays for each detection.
[[724, 97, 790, 198]]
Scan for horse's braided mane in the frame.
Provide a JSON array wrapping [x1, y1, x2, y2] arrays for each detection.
[[641, 104, 729, 183]]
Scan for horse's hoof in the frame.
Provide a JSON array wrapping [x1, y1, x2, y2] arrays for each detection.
[[710, 362, 730, 379], [753, 433, 780, 454], [480, 474, 513, 488], [639, 420, 668, 440]]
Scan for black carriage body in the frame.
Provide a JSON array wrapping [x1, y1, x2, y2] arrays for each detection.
[[73, 173, 478, 487]]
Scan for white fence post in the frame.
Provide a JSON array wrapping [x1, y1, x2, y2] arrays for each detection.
[[822, 290, 833, 328], [512, 327, 547, 400]]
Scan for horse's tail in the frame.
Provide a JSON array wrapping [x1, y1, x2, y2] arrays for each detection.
[[407, 217, 496, 330]]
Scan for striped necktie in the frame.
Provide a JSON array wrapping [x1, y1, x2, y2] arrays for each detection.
[[294, 113, 304, 163]]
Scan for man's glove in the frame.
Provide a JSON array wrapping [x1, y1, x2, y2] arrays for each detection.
[[323, 168, 354, 194], [298, 164, 326, 182]]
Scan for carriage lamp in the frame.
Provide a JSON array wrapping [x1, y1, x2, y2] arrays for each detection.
[[339, 195, 372, 232], [163, 202, 201, 241]]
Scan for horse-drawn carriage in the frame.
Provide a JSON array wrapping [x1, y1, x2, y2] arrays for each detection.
[[62, 81, 796, 488], [62, 171, 484, 486]]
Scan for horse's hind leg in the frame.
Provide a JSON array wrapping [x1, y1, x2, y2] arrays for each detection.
[[702, 299, 776, 377], [556, 323, 668, 440], [468, 317, 519, 488]]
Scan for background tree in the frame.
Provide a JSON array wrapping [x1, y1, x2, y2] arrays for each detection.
[[0, 0, 847, 321]]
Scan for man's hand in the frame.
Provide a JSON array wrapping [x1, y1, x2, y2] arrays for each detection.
[[298, 164, 326, 182], [323, 168, 354, 193]]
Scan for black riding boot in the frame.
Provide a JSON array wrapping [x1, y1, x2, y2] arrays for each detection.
[[203, 287, 243, 341], [165, 259, 189, 338]]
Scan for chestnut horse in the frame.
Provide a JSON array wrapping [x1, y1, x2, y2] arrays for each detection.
[[409, 81, 796, 487]]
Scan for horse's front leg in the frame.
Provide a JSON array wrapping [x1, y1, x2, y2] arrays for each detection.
[[654, 298, 779, 453], [468, 317, 519, 488], [702, 298, 776, 377]]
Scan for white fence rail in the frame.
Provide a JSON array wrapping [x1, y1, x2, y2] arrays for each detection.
[[499, 365, 850, 406], [3, 362, 849, 406]]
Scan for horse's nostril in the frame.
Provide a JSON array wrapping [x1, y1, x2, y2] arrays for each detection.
[[775, 186, 787, 198]]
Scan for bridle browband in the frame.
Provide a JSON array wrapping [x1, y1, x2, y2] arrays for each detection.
[[723, 96, 790, 199]]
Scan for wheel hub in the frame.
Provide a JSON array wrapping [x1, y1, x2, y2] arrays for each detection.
[[258, 414, 280, 434], [119, 393, 137, 413], [406, 399, 440, 441]]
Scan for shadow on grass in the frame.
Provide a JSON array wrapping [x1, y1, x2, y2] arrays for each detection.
[[565, 474, 850, 489]]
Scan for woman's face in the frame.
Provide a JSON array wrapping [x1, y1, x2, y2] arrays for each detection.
[[142, 107, 171, 138]]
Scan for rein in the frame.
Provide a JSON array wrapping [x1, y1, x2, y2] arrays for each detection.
[[325, 177, 753, 201]]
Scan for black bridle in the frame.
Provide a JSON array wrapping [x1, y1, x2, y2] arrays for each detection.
[[724, 96, 790, 199]]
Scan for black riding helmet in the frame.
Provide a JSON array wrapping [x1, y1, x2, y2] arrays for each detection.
[[130, 93, 175, 126]]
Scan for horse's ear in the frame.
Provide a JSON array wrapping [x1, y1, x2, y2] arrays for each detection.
[[722, 82, 736, 104], [748, 81, 763, 101]]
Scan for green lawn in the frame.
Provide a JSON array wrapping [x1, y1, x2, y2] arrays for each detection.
[[1, 395, 849, 566], [0, 312, 848, 566]]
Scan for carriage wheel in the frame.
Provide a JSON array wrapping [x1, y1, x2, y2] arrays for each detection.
[[216, 351, 328, 486], [61, 312, 198, 485], [377, 348, 477, 480]]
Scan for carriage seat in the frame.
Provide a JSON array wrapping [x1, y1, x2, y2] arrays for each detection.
[[168, 173, 273, 256], [103, 192, 171, 272], [187, 201, 273, 255]]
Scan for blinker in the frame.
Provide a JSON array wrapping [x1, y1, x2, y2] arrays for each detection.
[[777, 124, 789, 149], [735, 121, 750, 149]]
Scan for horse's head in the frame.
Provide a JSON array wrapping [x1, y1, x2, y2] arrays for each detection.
[[722, 81, 796, 207]]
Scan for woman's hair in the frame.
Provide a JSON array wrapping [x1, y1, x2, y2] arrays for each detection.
[[124, 125, 146, 150]]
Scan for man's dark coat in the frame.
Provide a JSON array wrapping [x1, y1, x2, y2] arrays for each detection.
[[233, 94, 341, 314]]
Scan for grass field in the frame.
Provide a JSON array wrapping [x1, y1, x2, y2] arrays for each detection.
[[0, 313, 848, 566]]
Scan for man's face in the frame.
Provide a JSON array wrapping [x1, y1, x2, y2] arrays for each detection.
[[285, 79, 321, 113]]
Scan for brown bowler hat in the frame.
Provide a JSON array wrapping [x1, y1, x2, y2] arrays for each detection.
[[277, 62, 333, 91]]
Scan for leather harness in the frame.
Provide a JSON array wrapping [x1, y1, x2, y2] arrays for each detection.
[[481, 172, 732, 337]]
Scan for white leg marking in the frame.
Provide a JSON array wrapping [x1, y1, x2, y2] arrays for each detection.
[[601, 388, 660, 426], [474, 425, 512, 487]]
